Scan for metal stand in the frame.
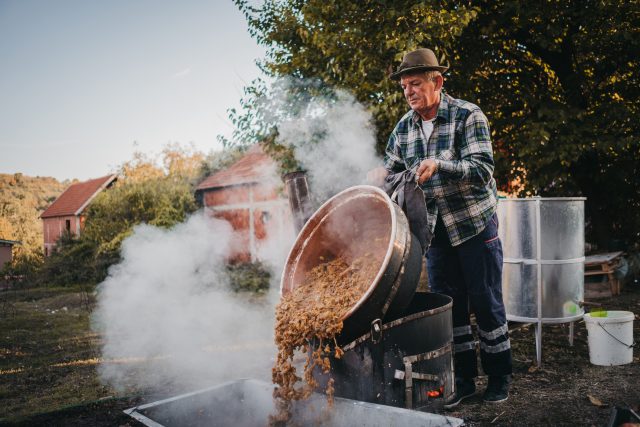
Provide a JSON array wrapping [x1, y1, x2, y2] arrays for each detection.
[[535, 321, 542, 366], [503, 197, 585, 367], [526, 317, 579, 367], [569, 321, 574, 347]]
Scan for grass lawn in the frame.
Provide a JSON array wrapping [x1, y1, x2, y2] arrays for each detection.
[[0, 286, 137, 425]]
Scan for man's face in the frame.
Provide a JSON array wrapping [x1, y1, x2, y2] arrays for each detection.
[[400, 73, 440, 117]]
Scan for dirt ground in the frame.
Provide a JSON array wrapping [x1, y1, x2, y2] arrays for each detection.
[[446, 283, 640, 427], [1, 284, 639, 426]]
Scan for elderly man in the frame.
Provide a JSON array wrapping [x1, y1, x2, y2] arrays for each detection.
[[375, 48, 512, 407]]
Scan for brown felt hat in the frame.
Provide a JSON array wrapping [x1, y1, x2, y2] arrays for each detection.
[[390, 48, 449, 80]]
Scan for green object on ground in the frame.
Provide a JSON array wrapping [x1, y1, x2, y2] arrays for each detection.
[[590, 310, 608, 317]]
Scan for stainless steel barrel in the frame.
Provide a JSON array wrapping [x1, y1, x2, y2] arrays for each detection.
[[497, 197, 586, 322]]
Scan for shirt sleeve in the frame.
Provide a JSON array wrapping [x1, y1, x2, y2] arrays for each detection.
[[383, 124, 407, 173], [435, 109, 495, 185]]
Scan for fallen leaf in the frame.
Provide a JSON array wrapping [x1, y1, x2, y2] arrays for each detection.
[[587, 394, 604, 407], [528, 365, 538, 373]]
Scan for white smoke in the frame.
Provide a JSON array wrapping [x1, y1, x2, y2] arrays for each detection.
[[264, 78, 382, 202], [93, 213, 281, 393], [93, 80, 383, 397]]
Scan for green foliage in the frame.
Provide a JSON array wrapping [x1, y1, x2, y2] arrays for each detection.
[[1, 251, 43, 282], [199, 146, 247, 179], [233, 0, 478, 151], [225, 261, 272, 294], [234, 0, 640, 249], [4, 142, 252, 286], [36, 176, 198, 287], [36, 232, 102, 286], [120, 142, 209, 186], [37, 143, 206, 286], [82, 177, 198, 255], [224, 77, 344, 174], [0, 173, 68, 276]]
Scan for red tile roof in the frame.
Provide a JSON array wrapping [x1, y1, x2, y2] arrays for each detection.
[[196, 145, 277, 190], [41, 174, 117, 218]]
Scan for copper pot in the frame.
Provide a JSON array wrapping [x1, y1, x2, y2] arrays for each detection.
[[280, 185, 422, 344]]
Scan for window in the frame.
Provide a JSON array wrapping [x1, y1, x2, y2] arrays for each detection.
[[65, 219, 71, 232]]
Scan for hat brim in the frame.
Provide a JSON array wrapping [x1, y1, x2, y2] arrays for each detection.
[[390, 65, 449, 80]]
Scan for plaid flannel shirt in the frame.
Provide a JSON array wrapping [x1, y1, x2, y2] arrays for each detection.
[[384, 91, 498, 247]]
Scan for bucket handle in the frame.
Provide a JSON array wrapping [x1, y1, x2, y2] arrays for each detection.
[[598, 323, 637, 349]]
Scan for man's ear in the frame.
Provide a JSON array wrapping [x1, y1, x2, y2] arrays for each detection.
[[434, 75, 444, 91]]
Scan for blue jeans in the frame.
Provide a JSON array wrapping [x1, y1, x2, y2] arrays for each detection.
[[427, 213, 512, 378]]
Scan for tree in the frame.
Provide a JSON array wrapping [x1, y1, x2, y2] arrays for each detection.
[[0, 173, 68, 277], [234, 0, 640, 249], [161, 142, 207, 183], [37, 178, 199, 286], [82, 177, 198, 256], [37, 144, 202, 286], [36, 231, 100, 286], [199, 147, 247, 180], [80, 146, 202, 282]]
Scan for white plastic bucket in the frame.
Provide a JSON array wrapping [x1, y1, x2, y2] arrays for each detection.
[[584, 311, 635, 366]]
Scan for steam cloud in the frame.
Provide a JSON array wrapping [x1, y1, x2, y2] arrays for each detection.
[[93, 213, 281, 392], [94, 79, 384, 396], [265, 78, 383, 202]]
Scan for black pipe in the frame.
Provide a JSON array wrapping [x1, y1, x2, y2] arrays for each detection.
[[283, 171, 313, 233]]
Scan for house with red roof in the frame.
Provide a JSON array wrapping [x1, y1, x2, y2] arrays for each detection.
[[0, 238, 21, 270], [195, 145, 294, 264], [41, 174, 117, 256]]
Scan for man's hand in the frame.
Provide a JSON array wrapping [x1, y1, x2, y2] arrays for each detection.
[[366, 167, 389, 186], [416, 159, 438, 185]]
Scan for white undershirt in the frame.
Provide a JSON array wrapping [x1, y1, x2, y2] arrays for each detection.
[[421, 118, 436, 142]]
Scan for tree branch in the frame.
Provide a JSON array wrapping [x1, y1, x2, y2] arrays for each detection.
[[512, 24, 588, 110]]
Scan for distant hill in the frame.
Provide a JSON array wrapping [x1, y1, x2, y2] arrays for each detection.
[[0, 173, 73, 262]]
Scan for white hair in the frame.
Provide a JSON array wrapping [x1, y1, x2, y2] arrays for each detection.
[[424, 70, 442, 81]]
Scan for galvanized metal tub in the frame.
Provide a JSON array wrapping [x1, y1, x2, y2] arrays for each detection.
[[497, 197, 586, 322], [280, 185, 423, 344], [125, 379, 463, 427]]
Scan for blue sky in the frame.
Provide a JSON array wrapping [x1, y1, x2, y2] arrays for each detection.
[[0, 0, 267, 181]]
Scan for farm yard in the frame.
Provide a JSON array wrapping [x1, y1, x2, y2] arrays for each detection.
[[1, 282, 638, 426]]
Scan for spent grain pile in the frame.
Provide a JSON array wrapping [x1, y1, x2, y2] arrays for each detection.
[[271, 245, 384, 424]]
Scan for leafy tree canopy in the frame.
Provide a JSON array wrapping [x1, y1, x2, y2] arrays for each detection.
[[82, 177, 198, 257], [120, 142, 207, 185], [234, 0, 640, 249], [0, 173, 68, 275], [36, 143, 204, 286], [5, 142, 251, 285]]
